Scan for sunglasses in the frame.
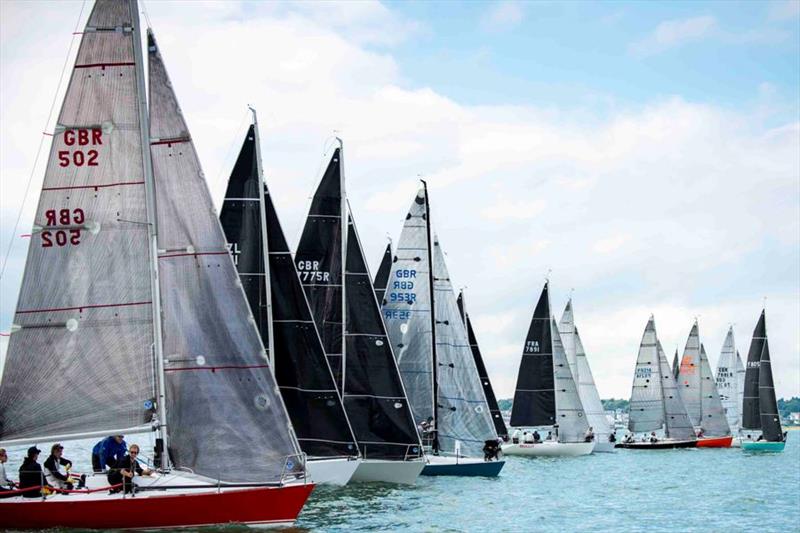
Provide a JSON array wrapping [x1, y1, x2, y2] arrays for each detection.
[[130, 451, 139, 455]]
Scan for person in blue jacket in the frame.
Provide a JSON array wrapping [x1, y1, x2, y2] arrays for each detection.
[[91, 435, 127, 472]]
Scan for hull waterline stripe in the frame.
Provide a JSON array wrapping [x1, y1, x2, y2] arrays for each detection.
[[16, 300, 151, 314]]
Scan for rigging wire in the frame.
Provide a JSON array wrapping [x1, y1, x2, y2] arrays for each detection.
[[0, 0, 88, 282], [212, 107, 252, 202]]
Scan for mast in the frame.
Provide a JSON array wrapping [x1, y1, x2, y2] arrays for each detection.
[[421, 180, 439, 451], [338, 137, 347, 396], [251, 107, 275, 370], [131, 0, 169, 468]]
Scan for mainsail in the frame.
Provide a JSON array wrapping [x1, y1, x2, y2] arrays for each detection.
[[677, 321, 702, 426], [218, 122, 358, 459], [457, 291, 509, 439], [295, 148, 421, 460], [627, 317, 663, 433], [373, 241, 392, 305], [741, 311, 766, 434], [551, 318, 589, 442], [559, 301, 612, 443], [656, 341, 696, 440], [148, 31, 301, 482], [0, 0, 156, 442], [715, 327, 741, 432], [698, 343, 730, 436]]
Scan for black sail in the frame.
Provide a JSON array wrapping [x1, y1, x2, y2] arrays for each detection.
[[220, 130, 358, 458], [757, 313, 782, 441], [296, 150, 422, 460], [373, 241, 393, 305], [457, 292, 508, 439], [741, 311, 766, 431], [672, 349, 680, 380], [510, 282, 554, 427]]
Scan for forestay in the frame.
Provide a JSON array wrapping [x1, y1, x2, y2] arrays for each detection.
[[0, 0, 156, 442], [677, 322, 702, 426], [382, 190, 435, 428], [698, 344, 730, 436], [550, 318, 589, 443], [431, 237, 496, 457], [656, 341, 695, 440], [715, 328, 741, 432], [457, 292, 508, 440], [219, 124, 358, 459], [628, 317, 663, 433], [148, 32, 301, 482]]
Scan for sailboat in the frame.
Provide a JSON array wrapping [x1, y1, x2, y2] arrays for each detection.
[[558, 299, 615, 452], [740, 310, 785, 452], [715, 327, 745, 446], [676, 322, 732, 447], [295, 144, 425, 484], [0, 1, 313, 527], [374, 240, 393, 305], [504, 282, 595, 457], [219, 115, 361, 485], [617, 316, 697, 449], [382, 185, 505, 476], [457, 290, 509, 442]]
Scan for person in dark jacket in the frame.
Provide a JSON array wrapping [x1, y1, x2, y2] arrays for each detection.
[[18, 446, 50, 498], [44, 443, 74, 491], [107, 444, 152, 494], [91, 435, 127, 472]]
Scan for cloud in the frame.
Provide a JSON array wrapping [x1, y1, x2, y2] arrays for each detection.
[[629, 15, 717, 57], [769, 0, 800, 21], [482, 1, 525, 32], [0, 1, 798, 403], [592, 234, 630, 255]]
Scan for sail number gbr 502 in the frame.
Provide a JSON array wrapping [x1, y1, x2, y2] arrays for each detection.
[[58, 128, 103, 167], [384, 269, 417, 321]]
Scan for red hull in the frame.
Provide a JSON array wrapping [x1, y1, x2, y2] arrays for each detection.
[[0, 484, 314, 529], [696, 435, 733, 448]]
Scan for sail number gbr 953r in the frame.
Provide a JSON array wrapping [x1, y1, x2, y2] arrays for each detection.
[[58, 128, 102, 167], [384, 269, 417, 321]]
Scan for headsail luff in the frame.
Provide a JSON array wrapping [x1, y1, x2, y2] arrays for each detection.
[[219, 124, 359, 459], [756, 312, 782, 442], [295, 150, 422, 460], [698, 344, 731, 436], [0, 0, 157, 443], [430, 236, 497, 456], [677, 321, 703, 426], [148, 31, 301, 482], [741, 311, 766, 432], [628, 317, 663, 433], [510, 282, 555, 428], [715, 327, 740, 432], [457, 291, 509, 439], [373, 241, 393, 305], [551, 318, 589, 443], [656, 341, 696, 440]]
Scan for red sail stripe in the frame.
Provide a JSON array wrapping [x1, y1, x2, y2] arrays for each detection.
[[150, 137, 191, 146], [16, 301, 152, 314], [166, 364, 270, 372], [158, 251, 229, 259], [42, 181, 145, 192]]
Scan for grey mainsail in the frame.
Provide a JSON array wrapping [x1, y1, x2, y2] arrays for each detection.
[[628, 317, 663, 433], [148, 31, 301, 482], [672, 349, 679, 380], [698, 343, 730, 436], [656, 341, 695, 440], [676, 321, 702, 426], [715, 327, 741, 432], [0, 0, 156, 442]]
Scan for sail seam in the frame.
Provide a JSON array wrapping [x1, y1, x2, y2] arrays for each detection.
[[165, 364, 270, 372], [74, 61, 135, 69], [16, 301, 151, 314], [42, 180, 145, 191]]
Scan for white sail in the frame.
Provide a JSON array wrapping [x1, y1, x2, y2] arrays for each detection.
[[0, 0, 156, 443], [573, 327, 613, 442], [628, 317, 663, 433], [676, 321, 702, 426], [431, 235, 497, 457], [699, 343, 731, 436], [551, 319, 589, 443], [715, 327, 741, 433], [558, 300, 579, 381], [656, 341, 696, 440]]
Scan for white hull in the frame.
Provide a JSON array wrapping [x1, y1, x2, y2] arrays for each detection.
[[306, 457, 361, 486], [502, 441, 595, 457], [349, 458, 424, 485], [592, 440, 616, 453], [730, 436, 742, 448]]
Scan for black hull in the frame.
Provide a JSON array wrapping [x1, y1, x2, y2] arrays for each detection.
[[615, 440, 697, 450]]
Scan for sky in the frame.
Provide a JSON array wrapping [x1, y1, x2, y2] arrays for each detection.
[[1, 0, 799, 401]]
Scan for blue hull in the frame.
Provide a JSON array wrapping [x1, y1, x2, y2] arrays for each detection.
[[741, 441, 785, 452], [421, 460, 505, 477]]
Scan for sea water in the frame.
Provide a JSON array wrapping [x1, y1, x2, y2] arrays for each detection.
[[3, 432, 798, 532]]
